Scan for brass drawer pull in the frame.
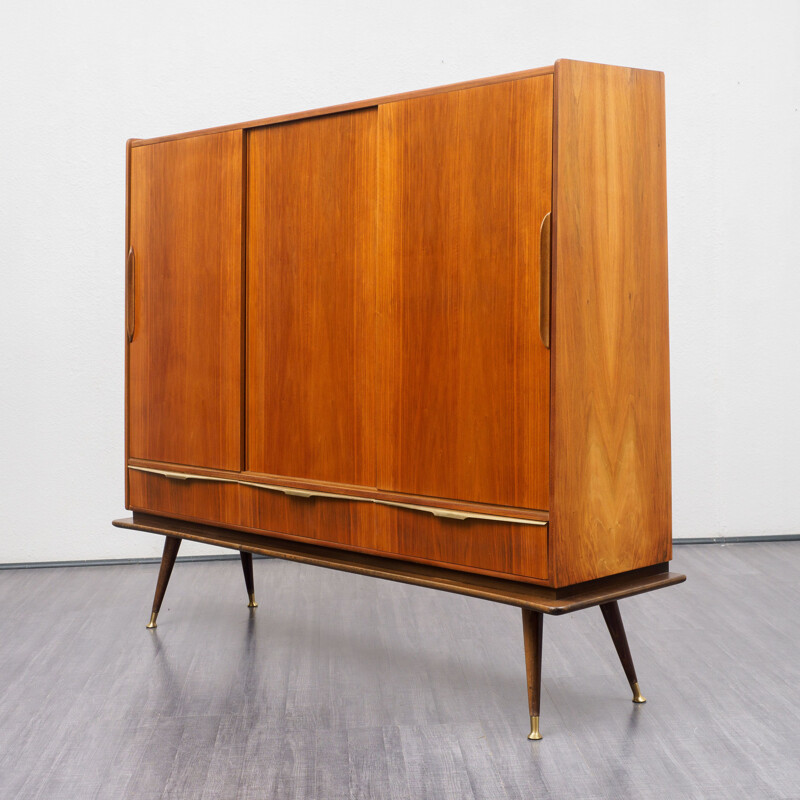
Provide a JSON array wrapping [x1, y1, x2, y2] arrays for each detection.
[[129, 466, 547, 527], [281, 488, 315, 499]]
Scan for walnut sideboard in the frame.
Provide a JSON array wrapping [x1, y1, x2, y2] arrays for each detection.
[[114, 58, 685, 740]]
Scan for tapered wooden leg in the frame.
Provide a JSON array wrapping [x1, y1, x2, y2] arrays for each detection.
[[522, 608, 544, 740], [146, 536, 181, 629], [600, 600, 646, 703], [240, 551, 258, 608]]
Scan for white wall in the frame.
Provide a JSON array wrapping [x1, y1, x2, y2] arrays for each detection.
[[1, 0, 798, 563]]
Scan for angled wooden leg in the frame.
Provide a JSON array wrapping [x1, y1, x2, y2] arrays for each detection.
[[522, 608, 544, 740], [146, 536, 181, 629], [600, 600, 646, 703], [240, 551, 258, 608]]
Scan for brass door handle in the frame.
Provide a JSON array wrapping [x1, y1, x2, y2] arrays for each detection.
[[539, 212, 551, 349], [126, 247, 136, 342]]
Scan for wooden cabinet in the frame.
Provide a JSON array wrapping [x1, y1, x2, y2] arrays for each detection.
[[125, 59, 671, 590]]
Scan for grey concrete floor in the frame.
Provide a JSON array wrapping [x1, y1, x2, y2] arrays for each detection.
[[1, 540, 799, 799]]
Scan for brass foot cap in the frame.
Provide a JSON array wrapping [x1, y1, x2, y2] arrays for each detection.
[[146, 612, 158, 629], [247, 593, 258, 608], [631, 682, 646, 703], [528, 715, 542, 740]]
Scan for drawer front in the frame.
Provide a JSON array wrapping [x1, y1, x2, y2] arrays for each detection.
[[239, 484, 379, 551], [128, 468, 547, 582], [373, 506, 548, 582], [128, 469, 240, 528]]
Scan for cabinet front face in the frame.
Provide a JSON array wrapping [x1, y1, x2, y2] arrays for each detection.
[[128, 131, 243, 471], [377, 76, 553, 510], [246, 110, 377, 486]]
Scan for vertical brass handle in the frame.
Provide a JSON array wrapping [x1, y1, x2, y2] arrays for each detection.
[[126, 247, 135, 342], [539, 212, 551, 349]]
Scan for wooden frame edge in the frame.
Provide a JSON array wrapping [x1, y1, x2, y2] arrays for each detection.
[[129, 65, 555, 148], [124, 138, 133, 510]]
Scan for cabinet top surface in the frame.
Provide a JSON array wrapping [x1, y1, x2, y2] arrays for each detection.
[[128, 59, 663, 150], [130, 60, 665, 149], [130, 65, 560, 149], [130, 65, 562, 149]]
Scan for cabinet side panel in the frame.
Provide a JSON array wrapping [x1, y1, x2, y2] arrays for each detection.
[[551, 60, 671, 586]]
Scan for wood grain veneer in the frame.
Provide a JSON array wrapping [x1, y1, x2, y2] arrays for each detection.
[[239, 483, 380, 551], [246, 110, 377, 485], [127, 465, 547, 583], [127, 458, 549, 522], [128, 131, 243, 471], [550, 59, 671, 586], [129, 468, 240, 528], [377, 75, 552, 510], [373, 506, 548, 583]]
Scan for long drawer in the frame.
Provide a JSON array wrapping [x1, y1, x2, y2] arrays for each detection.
[[373, 505, 548, 581], [128, 468, 549, 583]]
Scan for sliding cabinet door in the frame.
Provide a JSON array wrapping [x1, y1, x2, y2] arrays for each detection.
[[377, 76, 553, 509], [246, 110, 377, 486], [128, 131, 243, 471]]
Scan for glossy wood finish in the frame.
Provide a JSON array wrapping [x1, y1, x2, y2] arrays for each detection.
[[128, 469, 240, 528], [129, 65, 554, 148], [550, 59, 671, 586], [128, 131, 243, 470], [113, 515, 685, 615], [130, 466, 546, 582], [129, 465, 546, 583], [600, 600, 640, 689], [129, 457, 549, 523], [246, 110, 377, 485], [149, 535, 181, 617], [130, 467, 546, 530], [377, 76, 552, 509], [373, 506, 548, 583], [521, 609, 543, 719], [124, 60, 674, 591], [239, 483, 380, 551]]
